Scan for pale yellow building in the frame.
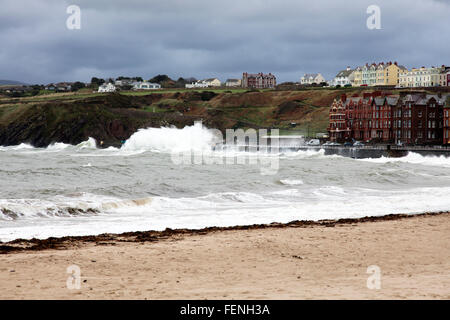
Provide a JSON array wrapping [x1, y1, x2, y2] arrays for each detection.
[[349, 62, 407, 87], [350, 67, 362, 86], [385, 62, 408, 86]]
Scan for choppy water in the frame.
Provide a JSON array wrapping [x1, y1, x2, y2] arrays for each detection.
[[1, 124, 450, 242]]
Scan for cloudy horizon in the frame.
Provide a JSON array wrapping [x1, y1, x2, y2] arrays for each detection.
[[1, 0, 449, 84]]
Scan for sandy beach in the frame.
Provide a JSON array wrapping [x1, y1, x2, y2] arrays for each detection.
[[0, 212, 449, 300]]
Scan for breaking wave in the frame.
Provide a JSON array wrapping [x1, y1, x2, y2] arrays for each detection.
[[0, 194, 153, 221], [360, 152, 450, 167], [0, 137, 98, 152], [2, 185, 450, 241], [121, 123, 221, 153]]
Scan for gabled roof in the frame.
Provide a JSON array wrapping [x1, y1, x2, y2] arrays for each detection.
[[335, 69, 354, 78], [303, 73, 321, 79], [386, 96, 399, 105], [374, 97, 385, 106]]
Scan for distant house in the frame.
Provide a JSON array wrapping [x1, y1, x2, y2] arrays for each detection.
[[3, 85, 32, 94], [98, 83, 116, 93], [185, 78, 221, 88], [44, 83, 72, 92], [55, 82, 72, 92], [331, 67, 354, 87], [204, 78, 221, 87], [115, 79, 135, 87], [242, 72, 276, 89], [225, 79, 242, 87], [300, 73, 326, 85], [133, 82, 161, 90]]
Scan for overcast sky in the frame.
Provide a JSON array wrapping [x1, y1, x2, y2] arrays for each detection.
[[0, 0, 449, 84]]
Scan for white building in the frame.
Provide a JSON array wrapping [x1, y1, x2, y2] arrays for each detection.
[[300, 73, 326, 85], [225, 79, 242, 87], [186, 78, 221, 88], [133, 82, 161, 90], [98, 83, 116, 93], [398, 66, 448, 88], [331, 67, 354, 87]]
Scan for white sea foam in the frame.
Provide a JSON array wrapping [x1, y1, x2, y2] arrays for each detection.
[[279, 179, 304, 185], [121, 123, 219, 153], [0, 137, 98, 153], [360, 152, 450, 167], [1, 186, 450, 241]]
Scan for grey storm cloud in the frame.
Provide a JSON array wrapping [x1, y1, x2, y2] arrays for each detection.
[[0, 0, 449, 84]]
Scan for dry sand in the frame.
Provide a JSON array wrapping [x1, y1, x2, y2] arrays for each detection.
[[0, 213, 449, 299]]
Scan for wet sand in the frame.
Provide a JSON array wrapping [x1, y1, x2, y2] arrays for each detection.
[[0, 212, 449, 299]]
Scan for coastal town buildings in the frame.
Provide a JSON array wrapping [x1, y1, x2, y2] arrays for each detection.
[[444, 98, 450, 144], [300, 73, 326, 85], [327, 92, 448, 145], [45, 82, 72, 92], [114, 79, 135, 87], [186, 78, 221, 88], [338, 62, 407, 87], [242, 72, 276, 89], [350, 67, 363, 86], [98, 83, 116, 93], [133, 81, 161, 90], [331, 67, 353, 87], [225, 79, 242, 87], [398, 66, 449, 88]]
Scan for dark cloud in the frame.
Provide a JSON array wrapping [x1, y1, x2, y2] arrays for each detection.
[[0, 0, 449, 84]]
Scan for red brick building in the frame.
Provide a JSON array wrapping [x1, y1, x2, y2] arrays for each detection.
[[444, 97, 450, 144], [242, 72, 276, 89], [328, 92, 448, 145]]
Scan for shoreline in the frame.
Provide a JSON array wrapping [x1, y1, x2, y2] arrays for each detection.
[[1, 211, 449, 299], [1, 211, 448, 254]]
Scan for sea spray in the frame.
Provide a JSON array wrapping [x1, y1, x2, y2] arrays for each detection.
[[121, 123, 220, 153]]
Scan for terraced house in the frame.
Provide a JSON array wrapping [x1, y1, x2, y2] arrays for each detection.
[[348, 62, 407, 87], [444, 97, 450, 144], [328, 92, 448, 145], [399, 65, 449, 88], [331, 67, 353, 87]]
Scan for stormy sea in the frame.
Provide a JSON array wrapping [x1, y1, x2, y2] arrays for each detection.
[[1, 124, 450, 242]]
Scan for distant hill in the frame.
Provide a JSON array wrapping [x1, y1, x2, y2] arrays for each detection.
[[0, 80, 29, 86]]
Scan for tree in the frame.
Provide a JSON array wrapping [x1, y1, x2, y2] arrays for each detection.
[[90, 77, 105, 87], [71, 81, 86, 92], [149, 74, 172, 84]]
